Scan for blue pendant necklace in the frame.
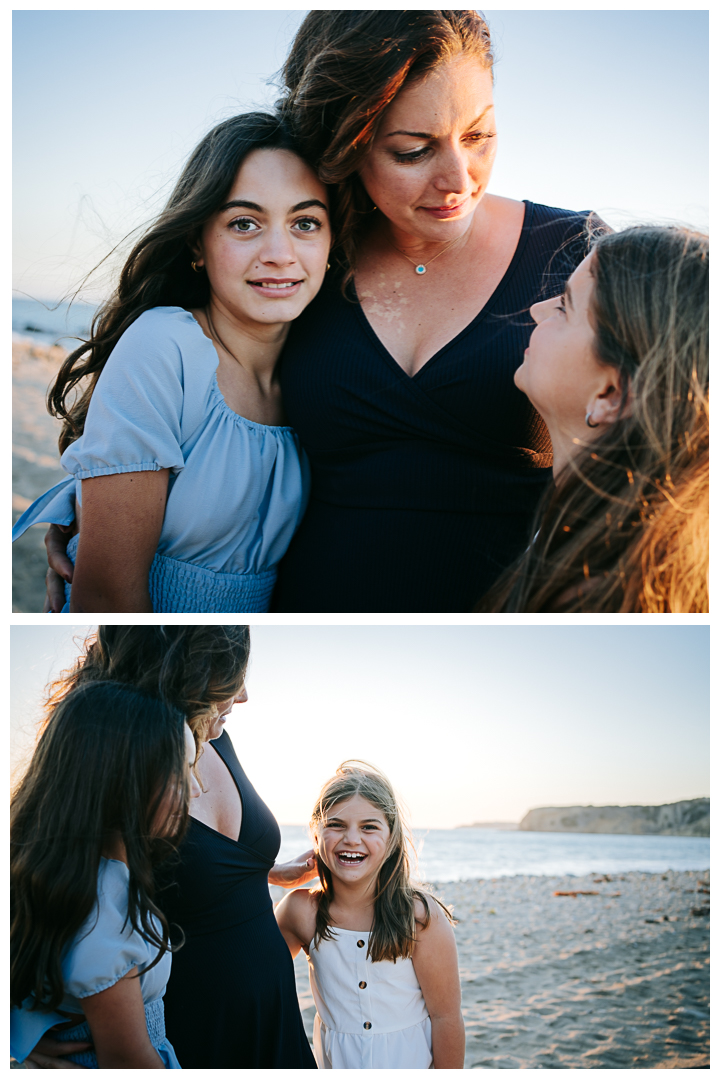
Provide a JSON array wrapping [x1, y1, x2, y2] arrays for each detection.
[[391, 232, 464, 275]]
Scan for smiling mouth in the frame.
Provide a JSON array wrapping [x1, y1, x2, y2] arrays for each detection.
[[336, 851, 368, 866], [249, 279, 301, 289]]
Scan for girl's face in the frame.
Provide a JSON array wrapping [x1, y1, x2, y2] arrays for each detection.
[[205, 684, 248, 742], [359, 55, 497, 243], [315, 794, 392, 886], [514, 253, 615, 440], [194, 148, 331, 330], [152, 723, 201, 837]]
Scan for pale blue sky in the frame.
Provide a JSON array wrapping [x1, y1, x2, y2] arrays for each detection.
[[11, 625, 709, 829], [13, 9, 708, 301]]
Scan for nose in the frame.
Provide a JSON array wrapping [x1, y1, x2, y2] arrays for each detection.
[[258, 225, 297, 268], [234, 685, 248, 705], [530, 297, 555, 325], [433, 143, 472, 196]]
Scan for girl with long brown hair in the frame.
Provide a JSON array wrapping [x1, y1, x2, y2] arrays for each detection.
[[11, 681, 200, 1068], [13, 112, 330, 612], [481, 224, 708, 612], [275, 762, 464, 1069]]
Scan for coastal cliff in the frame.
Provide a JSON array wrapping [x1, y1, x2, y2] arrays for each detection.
[[519, 798, 708, 837]]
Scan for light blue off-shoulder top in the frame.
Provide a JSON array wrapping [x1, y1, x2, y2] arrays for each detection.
[[10, 858, 181, 1068], [12, 307, 310, 612]]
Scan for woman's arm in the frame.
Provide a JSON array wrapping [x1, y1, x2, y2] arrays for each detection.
[[268, 849, 317, 889], [412, 898, 465, 1069], [69, 471, 169, 613], [274, 889, 315, 959], [80, 967, 165, 1068], [24, 1032, 92, 1069]]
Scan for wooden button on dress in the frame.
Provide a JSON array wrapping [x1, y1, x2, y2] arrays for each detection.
[[363, 1022, 372, 1030], [357, 939, 365, 947], [359, 981, 367, 989]]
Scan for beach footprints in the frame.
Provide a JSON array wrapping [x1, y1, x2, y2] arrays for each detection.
[[443, 870, 708, 1068]]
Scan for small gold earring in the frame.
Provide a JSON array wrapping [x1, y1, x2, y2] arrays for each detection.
[[191, 260, 203, 273], [326, 262, 331, 271]]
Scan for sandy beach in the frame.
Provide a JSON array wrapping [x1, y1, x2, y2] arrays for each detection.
[[12, 340, 68, 612], [275, 869, 710, 1069]]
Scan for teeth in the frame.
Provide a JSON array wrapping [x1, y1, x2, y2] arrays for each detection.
[[338, 852, 366, 860], [257, 281, 297, 289]]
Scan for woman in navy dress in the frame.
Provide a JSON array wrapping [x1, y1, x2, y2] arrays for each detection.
[[22, 626, 316, 1069], [271, 10, 602, 612]]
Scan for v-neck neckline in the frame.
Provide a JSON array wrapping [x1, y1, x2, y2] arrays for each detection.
[[352, 199, 533, 382], [191, 733, 245, 845]]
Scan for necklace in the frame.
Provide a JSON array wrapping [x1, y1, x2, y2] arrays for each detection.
[[390, 232, 464, 275]]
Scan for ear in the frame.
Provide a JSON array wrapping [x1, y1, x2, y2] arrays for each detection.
[[188, 233, 204, 265], [585, 369, 631, 427]]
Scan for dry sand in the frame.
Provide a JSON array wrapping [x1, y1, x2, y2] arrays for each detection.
[[274, 869, 710, 1069], [12, 340, 68, 612]]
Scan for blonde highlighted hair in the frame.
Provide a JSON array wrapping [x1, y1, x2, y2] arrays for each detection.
[[310, 761, 451, 962], [481, 224, 709, 613]]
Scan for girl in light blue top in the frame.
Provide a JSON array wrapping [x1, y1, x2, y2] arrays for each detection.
[[10, 681, 201, 1068], [12, 112, 330, 612]]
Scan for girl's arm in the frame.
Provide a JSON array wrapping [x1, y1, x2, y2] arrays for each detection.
[[274, 889, 316, 959], [81, 967, 165, 1068], [412, 898, 465, 1069], [69, 471, 169, 613]]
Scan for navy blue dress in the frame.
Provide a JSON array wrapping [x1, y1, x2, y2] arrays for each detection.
[[274, 201, 595, 613], [156, 731, 315, 1069]]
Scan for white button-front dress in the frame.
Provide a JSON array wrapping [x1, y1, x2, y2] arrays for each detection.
[[307, 927, 433, 1069]]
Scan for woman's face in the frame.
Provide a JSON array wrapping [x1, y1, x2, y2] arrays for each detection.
[[152, 723, 201, 837], [205, 685, 248, 742], [194, 148, 331, 329], [314, 794, 391, 889], [359, 55, 497, 242], [514, 254, 612, 438]]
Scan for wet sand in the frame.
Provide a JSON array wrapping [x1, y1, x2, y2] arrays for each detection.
[[275, 869, 710, 1069], [12, 340, 68, 612]]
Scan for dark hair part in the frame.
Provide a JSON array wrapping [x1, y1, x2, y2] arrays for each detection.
[[310, 761, 453, 963], [280, 10, 493, 286], [48, 113, 302, 453], [481, 225, 709, 613], [11, 682, 190, 1011], [45, 625, 250, 746]]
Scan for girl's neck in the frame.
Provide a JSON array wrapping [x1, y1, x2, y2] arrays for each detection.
[[101, 831, 128, 865], [328, 874, 377, 930], [193, 301, 289, 385]]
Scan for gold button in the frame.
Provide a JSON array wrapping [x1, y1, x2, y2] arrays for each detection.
[[359, 981, 367, 989], [357, 939, 365, 947], [364, 1022, 372, 1030]]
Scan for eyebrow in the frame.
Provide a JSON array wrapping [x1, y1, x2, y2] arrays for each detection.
[[384, 106, 494, 140], [327, 816, 384, 824], [218, 198, 328, 213]]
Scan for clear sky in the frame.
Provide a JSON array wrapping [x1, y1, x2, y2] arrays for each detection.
[[13, 9, 708, 301], [11, 625, 709, 830]]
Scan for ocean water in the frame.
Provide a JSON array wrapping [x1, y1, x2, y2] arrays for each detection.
[[277, 825, 709, 882], [12, 297, 98, 348]]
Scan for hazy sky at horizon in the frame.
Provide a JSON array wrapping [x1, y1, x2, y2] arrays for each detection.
[[11, 625, 709, 830], [13, 9, 708, 301]]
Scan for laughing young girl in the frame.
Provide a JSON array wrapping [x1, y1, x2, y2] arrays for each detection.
[[11, 682, 201, 1068], [274, 762, 464, 1069]]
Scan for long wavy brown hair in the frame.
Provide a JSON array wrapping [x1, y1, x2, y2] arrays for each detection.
[[11, 682, 189, 1011], [310, 761, 452, 963], [47, 113, 303, 453], [280, 10, 494, 288], [45, 625, 250, 747], [480, 225, 709, 612]]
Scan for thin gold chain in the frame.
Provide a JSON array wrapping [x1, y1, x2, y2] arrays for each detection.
[[389, 232, 465, 274]]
